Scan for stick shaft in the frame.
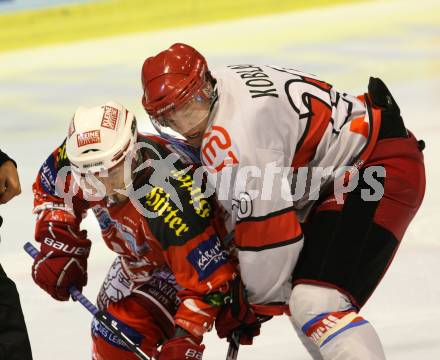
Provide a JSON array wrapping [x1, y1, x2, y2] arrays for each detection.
[[24, 242, 150, 360]]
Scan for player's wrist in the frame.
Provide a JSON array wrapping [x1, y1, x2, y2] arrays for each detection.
[[172, 326, 195, 340]]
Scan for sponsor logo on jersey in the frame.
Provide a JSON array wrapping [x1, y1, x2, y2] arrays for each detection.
[[136, 276, 180, 313], [187, 235, 228, 281], [144, 186, 190, 237], [39, 155, 57, 195], [201, 125, 239, 172], [101, 105, 119, 130], [77, 130, 101, 147], [170, 169, 211, 218], [91, 315, 143, 351]]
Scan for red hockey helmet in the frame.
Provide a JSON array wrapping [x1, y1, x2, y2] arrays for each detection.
[[141, 43, 210, 120]]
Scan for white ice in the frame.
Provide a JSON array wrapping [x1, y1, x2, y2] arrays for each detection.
[[0, 0, 439, 358]]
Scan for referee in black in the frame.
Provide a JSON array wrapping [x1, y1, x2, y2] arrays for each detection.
[[0, 149, 33, 360]]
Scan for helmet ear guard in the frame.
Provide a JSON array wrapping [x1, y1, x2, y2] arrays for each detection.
[[198, 74, 216, 102]]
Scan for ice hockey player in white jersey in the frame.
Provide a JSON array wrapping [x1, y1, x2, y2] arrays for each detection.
[[140, 43, 426, 359]]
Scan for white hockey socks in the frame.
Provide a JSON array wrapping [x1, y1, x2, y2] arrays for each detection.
[[289, 284, 386, 360]]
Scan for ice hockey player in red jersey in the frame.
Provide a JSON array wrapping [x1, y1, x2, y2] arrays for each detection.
[[31, 101, 237, 359], [141, 43, 426, 359]]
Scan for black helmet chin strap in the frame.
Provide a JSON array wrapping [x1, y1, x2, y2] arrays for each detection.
[[206, 82, 219, 127]]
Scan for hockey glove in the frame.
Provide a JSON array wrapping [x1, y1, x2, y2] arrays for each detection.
[[32, 210, 90, 301], [155, 335, 205, 360], [215, 275, 265, 345]]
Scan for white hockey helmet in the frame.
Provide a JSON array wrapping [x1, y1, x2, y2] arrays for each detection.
[[66, 101, 137, 174]]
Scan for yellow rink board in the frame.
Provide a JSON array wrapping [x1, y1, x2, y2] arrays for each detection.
[[0, 0, 364, 52]]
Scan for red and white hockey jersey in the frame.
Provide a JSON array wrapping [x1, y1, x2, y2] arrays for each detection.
[[201, 65, 381, 307], [33, 133, 236, 336]]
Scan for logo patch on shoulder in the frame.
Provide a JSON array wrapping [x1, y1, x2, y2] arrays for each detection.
[[39, 155, 57, 194], [201, 125, 239, 172], [187, 235, 229, 281]]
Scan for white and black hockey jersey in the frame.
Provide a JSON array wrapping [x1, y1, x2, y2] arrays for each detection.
[[200, 65, 381, 308]]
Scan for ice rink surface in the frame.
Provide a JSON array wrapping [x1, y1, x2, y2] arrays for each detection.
[[0, 0, 439, 358]]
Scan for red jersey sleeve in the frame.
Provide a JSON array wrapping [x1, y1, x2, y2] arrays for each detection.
[[33, 139, 89, 237]]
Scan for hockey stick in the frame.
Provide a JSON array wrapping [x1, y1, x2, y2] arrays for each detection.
[[24, 242, 151, 360], [226, 331, 240, 360], [225, 314, 273, 360]]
